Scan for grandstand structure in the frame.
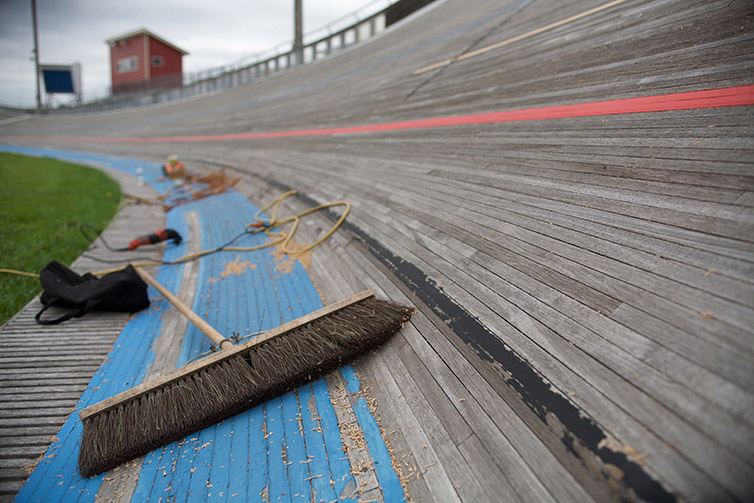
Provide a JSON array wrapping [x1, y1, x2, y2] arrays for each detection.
[[1, 0, 753, 502]]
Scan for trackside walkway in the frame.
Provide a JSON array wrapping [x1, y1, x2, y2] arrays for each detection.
[[0, 146, 403, 503]]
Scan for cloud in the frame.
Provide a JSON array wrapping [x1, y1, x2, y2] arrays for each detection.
[[0, 0, 384, 106]]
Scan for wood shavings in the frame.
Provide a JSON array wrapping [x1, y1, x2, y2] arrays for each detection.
[[209, 254, 256, 283], [161, 169, 239, 211], [271, 241, 312, 274]]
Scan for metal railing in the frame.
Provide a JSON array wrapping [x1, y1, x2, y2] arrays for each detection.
[[58, 0, 397, 113]]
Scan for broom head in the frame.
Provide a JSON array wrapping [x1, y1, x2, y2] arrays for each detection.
[[77, 291, 413, 477]]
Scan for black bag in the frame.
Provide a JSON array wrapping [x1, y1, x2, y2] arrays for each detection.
[[35, 261, 150, 325]]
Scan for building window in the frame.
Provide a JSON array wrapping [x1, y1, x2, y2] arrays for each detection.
[[116, 56, 138, 74], [151, 56, 165, 67]]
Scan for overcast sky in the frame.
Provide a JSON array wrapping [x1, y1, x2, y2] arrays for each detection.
[[0, 0, 390, 106]]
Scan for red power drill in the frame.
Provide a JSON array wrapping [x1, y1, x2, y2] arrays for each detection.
[[127, 229, 183, 250]]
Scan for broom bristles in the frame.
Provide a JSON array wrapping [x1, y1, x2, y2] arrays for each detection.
[[78, 296, 413, 477]]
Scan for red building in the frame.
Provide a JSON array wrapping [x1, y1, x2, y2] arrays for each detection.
[[106, 28, 188, 94]]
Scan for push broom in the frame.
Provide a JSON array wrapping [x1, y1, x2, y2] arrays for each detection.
[[77, 266, 414, 477]]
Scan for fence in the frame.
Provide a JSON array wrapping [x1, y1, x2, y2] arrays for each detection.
[[48, 0, 437, 114]]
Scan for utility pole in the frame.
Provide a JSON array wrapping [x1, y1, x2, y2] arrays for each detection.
[[293, 0, 303, 65], [31, 0, 41, 111]]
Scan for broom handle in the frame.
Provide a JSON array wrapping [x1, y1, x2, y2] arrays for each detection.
[[133, 266, 233, 350]]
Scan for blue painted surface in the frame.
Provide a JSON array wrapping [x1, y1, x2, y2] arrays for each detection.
[[131, 190, 363, 503], [341, 367, 406, 503], [3, 145, 404, 503]]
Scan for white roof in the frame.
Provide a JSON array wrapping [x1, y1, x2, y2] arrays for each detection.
[[105, 27, 188, 55]]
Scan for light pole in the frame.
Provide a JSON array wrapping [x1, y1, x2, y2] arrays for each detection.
[[293, 0, 303, 65], [31, 0, 41, 111]]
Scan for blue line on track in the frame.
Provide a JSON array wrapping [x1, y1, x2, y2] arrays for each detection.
[[2, 145, 403, 503]]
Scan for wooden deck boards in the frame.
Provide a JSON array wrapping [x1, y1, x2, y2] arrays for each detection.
[[288, 192, 620, 503], [1, 0, 753, 501], [0, 172, 165, 502]]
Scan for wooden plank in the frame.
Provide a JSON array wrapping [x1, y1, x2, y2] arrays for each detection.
[[93, 210, 204, 503], [143, 211, 202, 378], [388, 197, 752, 378], [325, 372, 384, 501], [287, 203, 436, 503], [734, 191, 754, 207], [278, 194, 434, 502], [362, 349, 463, 503], [340, 203, 748, 502], [349, 242, 623, 503], [353, 182, 754, 352], [0, 165, 167, 503], [311, 224, 596, 502], [390, 341, 507, 503], [2, 1, 753, 502], [356, 193, 752, 426]]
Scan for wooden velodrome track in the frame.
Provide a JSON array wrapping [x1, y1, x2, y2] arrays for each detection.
[[2, 0, 754, 501]]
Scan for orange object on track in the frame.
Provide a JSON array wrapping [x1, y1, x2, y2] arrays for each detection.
[[127, 229, 182, 250]]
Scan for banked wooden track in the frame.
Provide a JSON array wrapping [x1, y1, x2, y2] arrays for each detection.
[[1, 0, 753, 502]]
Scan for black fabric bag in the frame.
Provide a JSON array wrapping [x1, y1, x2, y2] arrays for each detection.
[[35, 261, 150, 325]]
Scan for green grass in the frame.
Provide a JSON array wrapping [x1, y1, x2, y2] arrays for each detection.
[[0, 153, 122, 325]]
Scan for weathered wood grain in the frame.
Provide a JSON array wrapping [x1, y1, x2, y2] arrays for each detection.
[[0, 171, 166, 503], [1, 0, 753, 501]]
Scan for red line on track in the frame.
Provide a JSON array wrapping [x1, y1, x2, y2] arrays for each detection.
[[9, 84, 754, 144]]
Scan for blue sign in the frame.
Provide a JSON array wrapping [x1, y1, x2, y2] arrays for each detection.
[[40, 64, 80, 94]]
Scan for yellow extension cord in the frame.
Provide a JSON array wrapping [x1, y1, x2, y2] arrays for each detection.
[[1, 190, 350, 278]]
